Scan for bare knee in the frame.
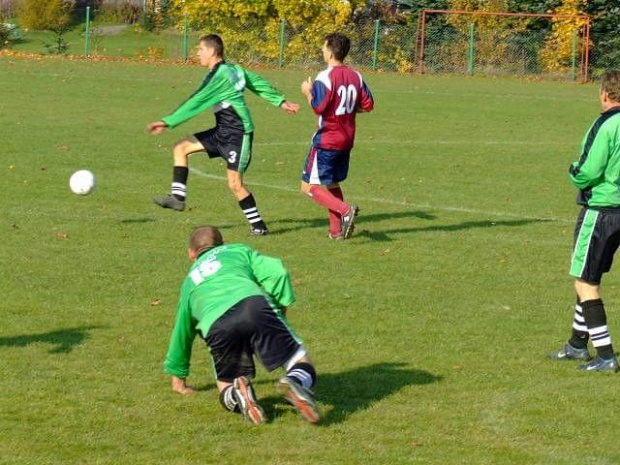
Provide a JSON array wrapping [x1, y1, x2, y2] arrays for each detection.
[[300, 181, 313, 195], [227, 176, 244, 195], [173, 140, 193, 165]]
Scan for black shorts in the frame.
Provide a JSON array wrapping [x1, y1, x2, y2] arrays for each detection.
[[205, 295, 303, 382], [194, 129, 253, 173], [570, 207, 620, 284]]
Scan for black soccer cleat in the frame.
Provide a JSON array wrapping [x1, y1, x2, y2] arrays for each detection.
[[232, 376, 265, 425], [154, 194, 185, 212], [548, 343, 591, 361], [277, 377, 320, 424], [340, 204, 359, 239], [577, 356, 619, 372]]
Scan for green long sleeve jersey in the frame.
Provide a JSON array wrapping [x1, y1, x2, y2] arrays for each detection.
[[161, 61, 286, 133], [569, 106, 620, 207], [164, 243, 296, 378]]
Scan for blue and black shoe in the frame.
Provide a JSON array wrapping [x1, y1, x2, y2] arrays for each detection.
[[548, 343, 591, 361], [577, 356, 619, 372]]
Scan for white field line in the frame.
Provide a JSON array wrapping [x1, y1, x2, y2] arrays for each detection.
[[189, 167, 573, 224], [253, 139, 572, 147]]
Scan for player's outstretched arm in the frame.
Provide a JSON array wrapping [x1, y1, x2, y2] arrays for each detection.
[[147, 121, 167, 135], [280, 101, 300, 114], [171, 376, 197, 395]]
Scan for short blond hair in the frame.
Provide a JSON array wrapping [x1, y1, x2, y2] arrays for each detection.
[[601, 70, 620, 103]]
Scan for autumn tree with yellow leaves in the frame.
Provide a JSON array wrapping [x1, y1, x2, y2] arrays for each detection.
[[539, 0, 589, 71], [168, 0, 363, 65]]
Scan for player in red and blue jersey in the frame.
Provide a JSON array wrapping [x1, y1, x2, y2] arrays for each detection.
[[300, 33, 374, 240]]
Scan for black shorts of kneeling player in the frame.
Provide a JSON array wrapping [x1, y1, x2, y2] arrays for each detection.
[[205, 295, 302, 382]]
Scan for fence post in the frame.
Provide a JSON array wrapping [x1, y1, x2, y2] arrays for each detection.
[[278, 19, 286, 69], [372, 19, 380, 71], [182, 13, 188, 62], [467, 22, 475, 76], [84, 6, 91, 57], [571, 28, 577, 81]]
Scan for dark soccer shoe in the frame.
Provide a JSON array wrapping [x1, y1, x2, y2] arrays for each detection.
[[277, 377, 320, 424], [154, 194, 185, 212], [548, 343, 591, 361], [340, 204, 359, 239], [250, 226, 269, 236], [233, 376, 265, 425], [577, 356, 619, 372]]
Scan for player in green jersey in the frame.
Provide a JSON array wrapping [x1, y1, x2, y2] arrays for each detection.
[[549, 70, 620, 372], [164, 225, 319, 424], [147, 34, 300, 236]]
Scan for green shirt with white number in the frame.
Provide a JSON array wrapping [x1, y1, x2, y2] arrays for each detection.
[[163, 243, 296, 378]]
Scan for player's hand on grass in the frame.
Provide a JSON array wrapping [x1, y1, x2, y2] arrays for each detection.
[[147, 121, 167, 135], [301, 77, 313, 96], [171, 376, 197, 395], [281, 101, 300, 114]]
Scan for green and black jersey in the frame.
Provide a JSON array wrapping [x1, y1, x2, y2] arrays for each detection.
[[161, 62, 286, 135], [569, 106, 620, 207], [164, 243, 296, 378]]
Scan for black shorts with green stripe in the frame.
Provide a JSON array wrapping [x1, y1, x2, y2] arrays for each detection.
[[204, 295, 303, 382], [194, 128, 253, 173], [570, 207, 620, 284]]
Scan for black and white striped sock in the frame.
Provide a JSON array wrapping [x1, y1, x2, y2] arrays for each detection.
[[239, 194, 266, 230], [583, 299, 614, 359], [170, 166, 188, 201], [219, 385, 239, 413], [569, 302, 589, 349], [286, 363, 316, 389]]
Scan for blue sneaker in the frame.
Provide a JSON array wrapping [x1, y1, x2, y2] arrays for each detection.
[[548, 343, 591, 361], [577, 356, 619, 372]]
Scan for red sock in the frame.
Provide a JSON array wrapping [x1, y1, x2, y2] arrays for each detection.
[[328, 187, 344, 236], [309, 186, 348, 216]]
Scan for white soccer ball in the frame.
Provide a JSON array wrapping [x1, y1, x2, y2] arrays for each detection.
[[69, 170, 96, 196]]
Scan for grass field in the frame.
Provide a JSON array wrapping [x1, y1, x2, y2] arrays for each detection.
[[2, 55, 620, 465]]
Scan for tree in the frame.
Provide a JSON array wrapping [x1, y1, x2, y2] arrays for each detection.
[[538, 0, 588, 72]]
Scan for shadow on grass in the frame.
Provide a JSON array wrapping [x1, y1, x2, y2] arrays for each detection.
[[270, 210, 437, 235], [254, 362, 441, 424], [119, 217, 157, 224], [316, 362, 441, 425], [0, 326, 105, 354], [356, 218, 544, 242]]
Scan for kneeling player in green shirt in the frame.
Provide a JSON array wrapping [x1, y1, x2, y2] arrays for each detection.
[[164, 225, 319, 424]]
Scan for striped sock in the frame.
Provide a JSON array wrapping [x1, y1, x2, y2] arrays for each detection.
[[583, 299, 614, 359], [286, 363, 316, 389], [171, 166, 188, 201], [239, 194, 266, 230], [569, 302, 589, 349], [219, 385, 239, 413]]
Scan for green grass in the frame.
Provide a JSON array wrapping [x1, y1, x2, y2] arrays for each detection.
[[2, 55, 620, 465]]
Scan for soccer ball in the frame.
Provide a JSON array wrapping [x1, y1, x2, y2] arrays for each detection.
[[69, 170, 96, 196]]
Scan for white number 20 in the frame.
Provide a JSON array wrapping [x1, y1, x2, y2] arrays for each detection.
[[335, 85, 358, 116]]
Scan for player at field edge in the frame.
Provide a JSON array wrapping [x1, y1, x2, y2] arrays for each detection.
[[300, 32, 374, 240], [549, 70, 620, 372], [164, 225, 319, 425], [147, 34, 300, 236]]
